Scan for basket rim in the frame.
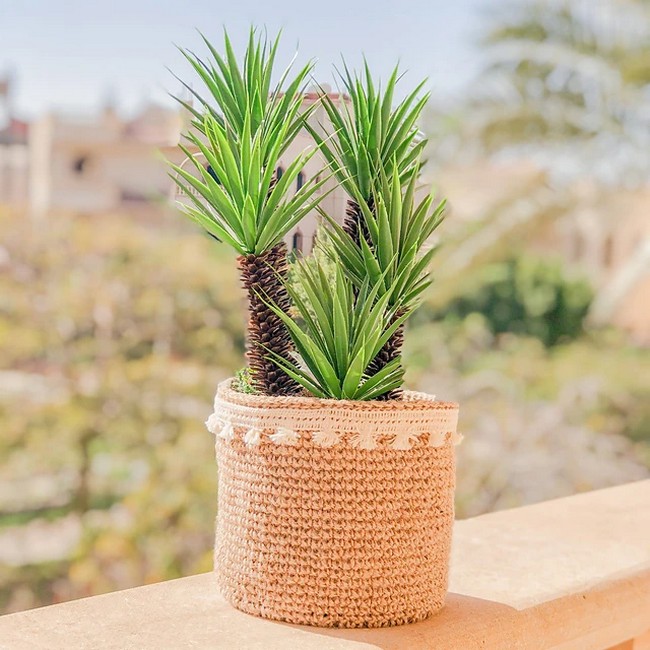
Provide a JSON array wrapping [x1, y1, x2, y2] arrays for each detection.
[[216, 378, 459, 413]]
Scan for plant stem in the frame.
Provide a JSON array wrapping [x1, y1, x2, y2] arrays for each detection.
[[345, 197, 405, 400], [238, 243, 301, 396], [366, 310, 405, 400], [343, 197, 373, 247]]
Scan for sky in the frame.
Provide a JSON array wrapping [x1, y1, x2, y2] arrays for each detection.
[[1, 0, 494, 119]]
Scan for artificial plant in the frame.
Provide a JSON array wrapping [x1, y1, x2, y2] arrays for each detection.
[[169, 29, 328, 396], [266, 257, 410, 399], [304, 64, 431, 390], [170, 31, 441, 401]]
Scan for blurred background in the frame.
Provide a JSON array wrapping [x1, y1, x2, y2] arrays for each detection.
[[1, 0, 649, 613]]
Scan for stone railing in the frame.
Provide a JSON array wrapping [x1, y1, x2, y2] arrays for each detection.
[[1, 481, 649, 649]]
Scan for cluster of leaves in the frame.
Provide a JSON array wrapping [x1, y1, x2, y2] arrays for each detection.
[[232, 367, 256, 394], [170, 30, 328, 256], [306, 62, 429, 202], [325, 170, 445, 310], [267, 260, 408, 399], [271, 169, 446, 397]]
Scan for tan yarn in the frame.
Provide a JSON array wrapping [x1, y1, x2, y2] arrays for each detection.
[[212, 380, 459, 628]]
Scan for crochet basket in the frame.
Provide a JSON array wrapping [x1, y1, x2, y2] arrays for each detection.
[[206, 379, 461, 628]]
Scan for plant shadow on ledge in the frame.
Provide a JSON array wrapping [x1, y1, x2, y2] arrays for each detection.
[[169, 27, 461, 628]]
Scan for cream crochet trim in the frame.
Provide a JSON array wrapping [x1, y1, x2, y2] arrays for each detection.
[[206, 380, 462, 451]]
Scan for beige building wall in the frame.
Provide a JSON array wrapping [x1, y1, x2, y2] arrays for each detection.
[[29, 106, 182, 217], [0, 144, 29, 206]]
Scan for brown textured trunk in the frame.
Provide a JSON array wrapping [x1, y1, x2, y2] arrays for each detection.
[[238, 243, 301, 396], [366, 311, 405, 401], [343, 197, 373, 247], [345, 196, 405, 400]]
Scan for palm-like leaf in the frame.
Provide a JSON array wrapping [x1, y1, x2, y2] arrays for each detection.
[[170, 112, 330, 255], [265, 258, 409, 400], [305, 61, 429, 203], [169, 29, 329, 255], [323, 167, 446, 311], [172, 29, 312, 158]]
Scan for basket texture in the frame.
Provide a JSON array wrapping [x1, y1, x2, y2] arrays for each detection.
[[207, 379, 460, 628]]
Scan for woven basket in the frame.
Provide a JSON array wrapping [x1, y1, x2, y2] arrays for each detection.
[[206, 379, 461, 628]]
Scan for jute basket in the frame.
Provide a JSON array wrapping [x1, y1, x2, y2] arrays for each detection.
[[206, 379, 461, 628]]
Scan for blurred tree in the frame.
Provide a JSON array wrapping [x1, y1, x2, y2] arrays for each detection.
[[0, 209, 243, 612], [453, 0, 650, 185], [428, 256, 593, 346], [425, 0, 650, 325]]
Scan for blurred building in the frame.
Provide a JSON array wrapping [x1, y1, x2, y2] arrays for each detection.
[[0, 75, 183, 217], [439, 162, 650, 345], [29, 103, 182, 216], [0, 76, 29, 207]]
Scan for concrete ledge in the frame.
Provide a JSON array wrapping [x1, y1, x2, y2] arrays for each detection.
[[1, 481, 649, 650]]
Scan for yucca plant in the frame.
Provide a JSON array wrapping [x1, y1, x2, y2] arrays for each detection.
[[322, 167, 446, 398], [326, 168, 445, 310], [169, 29, 329, 396], [305, 62, 429, 246], [265, 257, 410, 400], [305, 63, 431, 394]]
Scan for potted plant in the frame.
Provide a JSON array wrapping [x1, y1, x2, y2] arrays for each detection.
[[170, 29, 461, 629]]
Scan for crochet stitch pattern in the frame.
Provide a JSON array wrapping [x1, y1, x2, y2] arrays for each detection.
[[210, 379, 459, 628]]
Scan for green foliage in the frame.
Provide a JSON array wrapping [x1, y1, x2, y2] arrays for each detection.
[[265, 259, 408, 399], [170, 37, 437, 394], [1, 209, 647, 613], [169, 29, 329, 255], [232, 367, 257, 394], [0, 210, 242, 612], [434, 256, 594, 346], [173, 29, 309, 157], [324, 168, 445, 310], [305, 62, 429, 202]]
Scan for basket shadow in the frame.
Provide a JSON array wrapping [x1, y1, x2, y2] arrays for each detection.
[[270, 593, 518, 650]]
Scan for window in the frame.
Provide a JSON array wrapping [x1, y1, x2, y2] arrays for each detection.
[[292, 230, 303, 253], [72, 155, 89, 174], [120, 189, 148, 203], [296, 171, 304, 191], [206, 165, 220, 184], [276, 165, 284, 180], [573, 231, 584, 261]]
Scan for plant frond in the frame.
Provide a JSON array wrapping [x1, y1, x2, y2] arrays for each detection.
[[265, 259, 404, 399], [170, 29, 324, 255]]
